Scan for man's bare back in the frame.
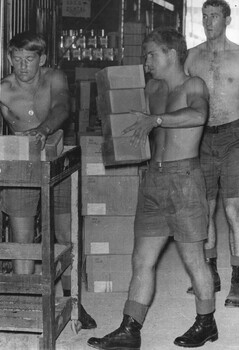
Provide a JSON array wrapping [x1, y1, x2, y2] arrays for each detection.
[[185, 40, 239, 126]]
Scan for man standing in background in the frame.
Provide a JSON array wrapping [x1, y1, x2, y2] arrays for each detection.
[[185, 0, 239, 307]]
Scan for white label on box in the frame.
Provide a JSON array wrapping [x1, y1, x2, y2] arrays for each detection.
[[94, 281, 113, 293], [90, 242, 109, 254], [87, 203, 106, 215], [86, 163, 105, 175]]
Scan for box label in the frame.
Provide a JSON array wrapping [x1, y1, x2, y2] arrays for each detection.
[[90, 242, 110, 254], [94, 281, 113, 293], [87, 203, 106, 215], [86, 163, 106, 175]]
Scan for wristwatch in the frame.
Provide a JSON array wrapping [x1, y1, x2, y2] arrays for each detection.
[[156, 116, 162, 126]]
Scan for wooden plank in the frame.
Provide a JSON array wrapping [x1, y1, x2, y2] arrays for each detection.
[[71, 171, 81, 321], [0, 243, 69, 261], [0, 274, 43, 294]]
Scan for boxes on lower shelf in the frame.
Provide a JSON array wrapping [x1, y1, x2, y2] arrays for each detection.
[[86, 254, 132, 292], [81, 175, 139, 216], [84, 216, 134, 255]]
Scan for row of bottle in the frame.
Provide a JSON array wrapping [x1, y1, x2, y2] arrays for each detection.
[[60, 29, 120, 62]]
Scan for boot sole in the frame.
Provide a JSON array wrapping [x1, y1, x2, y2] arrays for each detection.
[[88, 345, 140, 350], [174, 332, 218, 348], [225, 299, 239, 307]]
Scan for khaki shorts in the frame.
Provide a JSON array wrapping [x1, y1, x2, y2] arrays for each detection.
[[134, 158, 208, 242], [200, 119, 239, 200], [1, 177, 71, 217]]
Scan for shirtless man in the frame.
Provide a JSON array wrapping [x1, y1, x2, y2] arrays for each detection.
[[87, 28, 217, 349], [0, 31, 96, 329], [184, 0, 239, 307]]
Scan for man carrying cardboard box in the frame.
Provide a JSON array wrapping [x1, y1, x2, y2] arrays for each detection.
[[87, 28, 217, 349]]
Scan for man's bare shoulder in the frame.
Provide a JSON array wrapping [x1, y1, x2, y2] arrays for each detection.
[[145, 78, 168, 94], [185, 76, 209, 98], [187, 42, 207, 60], [1, 73, 15, 88]]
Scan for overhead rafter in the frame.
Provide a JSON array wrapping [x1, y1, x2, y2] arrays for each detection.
[[149, 0, 174, 12]]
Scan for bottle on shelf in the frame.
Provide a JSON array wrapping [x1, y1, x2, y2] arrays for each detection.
[[72, 30, 82, 61], [98, 29, 108, 48], [60, 30, 71, 61], [87, 29, 97, 48]]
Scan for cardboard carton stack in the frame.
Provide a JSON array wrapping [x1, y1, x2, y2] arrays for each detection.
[[123, 22, 146, 65], [80, 134, 138, 292], [75, 67, 101, 134], [95, 65, 151, 166]]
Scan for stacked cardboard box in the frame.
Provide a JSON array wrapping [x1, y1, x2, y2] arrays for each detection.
[[95, 65, 151, 166], [75, 67, 101, 133], [123, 22, 146, 66], [80, 135, 138, 292]]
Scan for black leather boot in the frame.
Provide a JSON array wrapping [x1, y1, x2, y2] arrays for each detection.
[[225, 265, 239, 307], [174, 313, 218, 348], [80, 304, 97, 329], [187, 258, 221, 294], [87, 315, 142, 349]]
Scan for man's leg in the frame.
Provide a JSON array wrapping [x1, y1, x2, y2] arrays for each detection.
[[54, 178, 97, 329], [174, 240, 218, 347], [88, 236, 168, 350], [10, 216, 35, 274], [223, 197, 239, 307], [187, 199, 221, 294]]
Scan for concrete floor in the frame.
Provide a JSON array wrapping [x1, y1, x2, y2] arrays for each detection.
[[1, 200, 239, 350]]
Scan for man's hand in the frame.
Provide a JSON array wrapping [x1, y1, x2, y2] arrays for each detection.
[[23, 125, 49, 150], [122, 111, 159, 148]]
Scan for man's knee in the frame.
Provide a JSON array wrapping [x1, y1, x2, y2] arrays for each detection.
[[224, 198, 239, 223]]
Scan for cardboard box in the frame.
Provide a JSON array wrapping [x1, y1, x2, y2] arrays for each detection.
[[84, 216, 134, 254], [81, 175, 139, 216], [0, 136, 41, 161], [97, 89, 146, 117], [75, 67, 100, 81], [124, 22, 146, 34], [123, 57, 143, 65], [80, 135, 138, 176], [0, 130, 63, 161], [124, 34, 145, 46], [86, 254, 132, 292], [102, 136, 151, 166], [95, 65, 145, 93], [41, 129, 64, 160], [124, 45, 142, 57]]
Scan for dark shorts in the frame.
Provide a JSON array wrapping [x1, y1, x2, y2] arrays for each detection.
[[134, 158, 208, 242], [200, 119, 239, 201], [1, 177, 71, 217]]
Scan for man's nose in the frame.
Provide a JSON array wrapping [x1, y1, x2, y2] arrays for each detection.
[[20, 59, 28, 68], [206, 17, 212, 26]]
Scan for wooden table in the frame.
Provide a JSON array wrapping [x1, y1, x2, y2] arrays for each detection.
[[0, 146, 82, 350]]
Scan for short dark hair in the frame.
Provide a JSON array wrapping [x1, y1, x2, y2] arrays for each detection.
[[143, 27, 188, 65], [8, 31, 46, 56], [203, 0, 231, 18]]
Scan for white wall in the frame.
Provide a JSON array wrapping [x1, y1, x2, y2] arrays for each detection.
[[185, 0, 239, 48]]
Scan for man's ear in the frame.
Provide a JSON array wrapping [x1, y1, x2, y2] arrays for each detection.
[[170, 49, 177, 63], [39, 54, 47, 66], [226, 16, 231, 26], [7, 54, 13, 66]]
